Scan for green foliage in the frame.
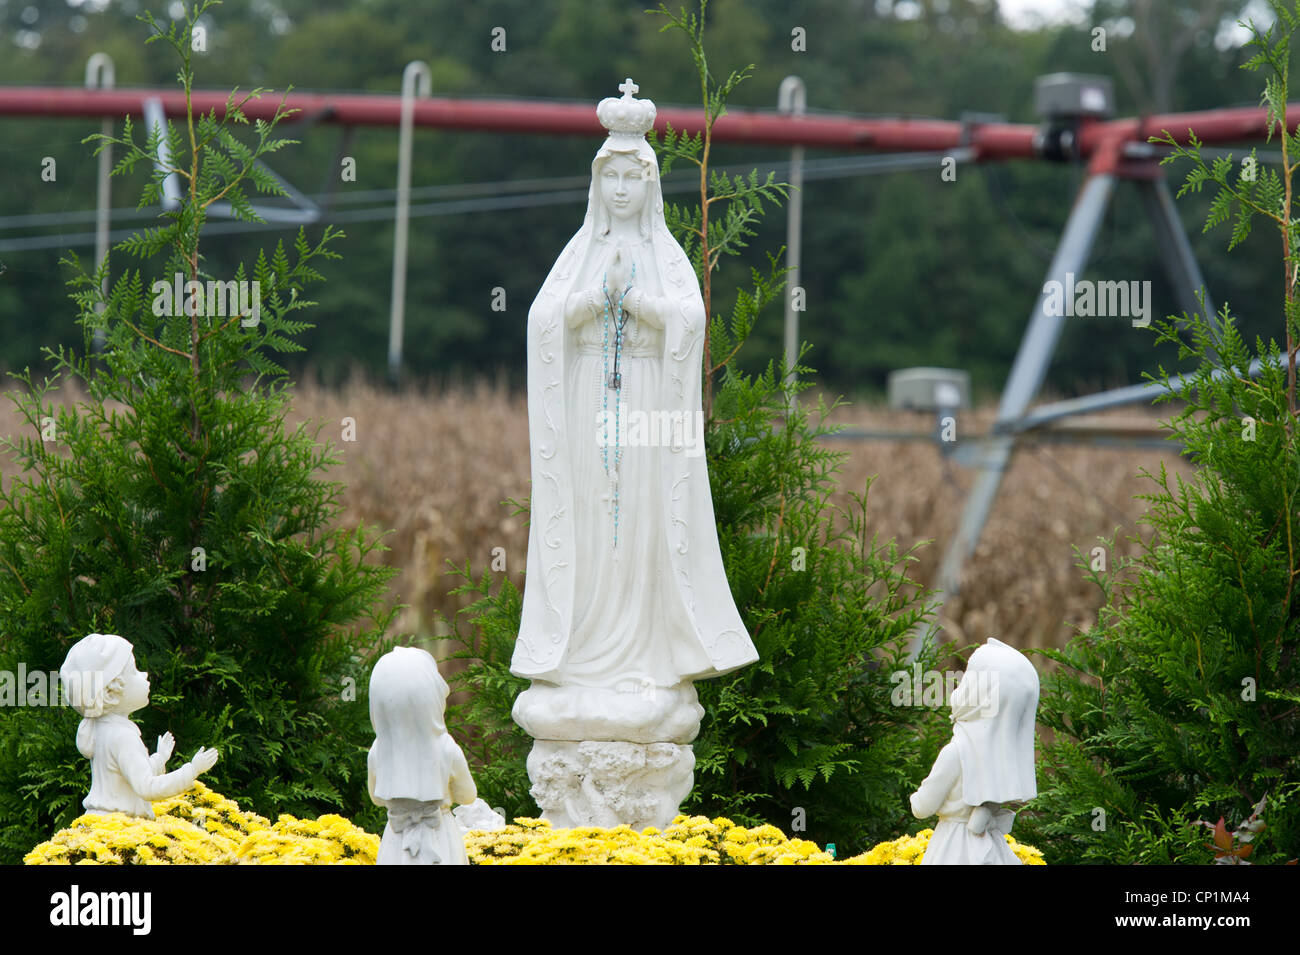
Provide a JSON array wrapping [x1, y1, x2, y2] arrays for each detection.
[[653, 121, 787, 283], [1026, 0, 1300, 865], [1151, 2, 1300, 344], [1025, 310, 1300, 863], [650, 0, 751, 129], [648, 0, 788, 419], [441, 559, 533, 824], [0, 2, 395, 863], [683, 357, 945, 853], [445, 0, 943, 855]]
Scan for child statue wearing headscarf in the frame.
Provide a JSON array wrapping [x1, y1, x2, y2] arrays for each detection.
[[368, 646, 477, 865], [909, 638, 1039, 864]]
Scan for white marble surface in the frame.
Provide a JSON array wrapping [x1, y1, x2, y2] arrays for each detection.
[[453, 799, 508, 832], [509, 80, 759, 829], [512, 79, 757, 693], [910, 637, 1039, 864], [368, 647, 477, 864], [512, 681, 703, 744], [527, 740, 695, 831]]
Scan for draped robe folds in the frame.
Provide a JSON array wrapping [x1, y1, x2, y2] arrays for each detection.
[[512, 150, 757, 690], [910, 638, 1039, 865]]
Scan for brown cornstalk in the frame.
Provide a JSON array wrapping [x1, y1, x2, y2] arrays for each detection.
[[0, 380, 1191, 654]]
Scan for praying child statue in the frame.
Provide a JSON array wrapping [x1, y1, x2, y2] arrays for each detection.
[[368, 646, 478, 865], [909, 637, 1039, 864], [60, 632, 219, 818]]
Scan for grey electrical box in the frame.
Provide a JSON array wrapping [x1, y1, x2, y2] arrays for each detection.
[[1034, 73, 1114, 120], [888, 368, 971, 412]]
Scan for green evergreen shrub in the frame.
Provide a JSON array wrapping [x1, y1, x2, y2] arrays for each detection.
[[444, 0, 945, 856], [1023, 0, 1300, 865], [0, 2, 396, 862]]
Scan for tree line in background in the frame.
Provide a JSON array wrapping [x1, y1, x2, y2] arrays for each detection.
[[0, 0, 1290, 399]]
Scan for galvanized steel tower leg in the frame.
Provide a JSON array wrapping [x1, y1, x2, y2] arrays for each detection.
[[1138, 176, 1220, 356], [909, 172, 1116, 658]]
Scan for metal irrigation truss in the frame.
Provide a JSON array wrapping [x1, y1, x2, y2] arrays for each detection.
[[1, 61, 1294, 654]]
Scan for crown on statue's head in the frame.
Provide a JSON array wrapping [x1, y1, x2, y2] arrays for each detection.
[[597, 78, 656, 142]]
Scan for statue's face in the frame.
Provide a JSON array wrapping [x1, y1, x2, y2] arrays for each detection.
[[599, 154, 648, 222], [117, 661, 150, 714]]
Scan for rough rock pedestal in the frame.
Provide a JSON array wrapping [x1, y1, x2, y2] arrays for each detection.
[[526, 741, 695, 830]]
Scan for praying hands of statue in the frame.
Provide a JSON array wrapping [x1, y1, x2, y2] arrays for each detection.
[[564, 249, 642, 331], [607, 247, 632, 296], [609, 248, 669, 331]]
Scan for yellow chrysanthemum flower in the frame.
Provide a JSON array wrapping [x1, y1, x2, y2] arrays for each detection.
[[28, 782, 1047, 866], [26, 783, 379, 866]]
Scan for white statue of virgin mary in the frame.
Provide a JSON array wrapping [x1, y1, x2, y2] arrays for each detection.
[[512, 79, 757, 762]]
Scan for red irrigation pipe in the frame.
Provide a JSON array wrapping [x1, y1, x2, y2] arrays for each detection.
[[0, 86, 1297, 159]]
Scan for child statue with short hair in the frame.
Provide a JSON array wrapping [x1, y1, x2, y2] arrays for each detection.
[[60, 632, 219, 818]]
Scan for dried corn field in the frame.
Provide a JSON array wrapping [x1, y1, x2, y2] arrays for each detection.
[[0, 379, 1193, 657], [821, 400, 1192, 655]]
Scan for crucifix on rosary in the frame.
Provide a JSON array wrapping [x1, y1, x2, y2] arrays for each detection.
[[603, 268, 634, 391], [601, 260, 636, 552]]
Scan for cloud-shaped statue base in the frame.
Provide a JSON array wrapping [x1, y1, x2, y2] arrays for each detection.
[[513, 681, 703, 745]]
